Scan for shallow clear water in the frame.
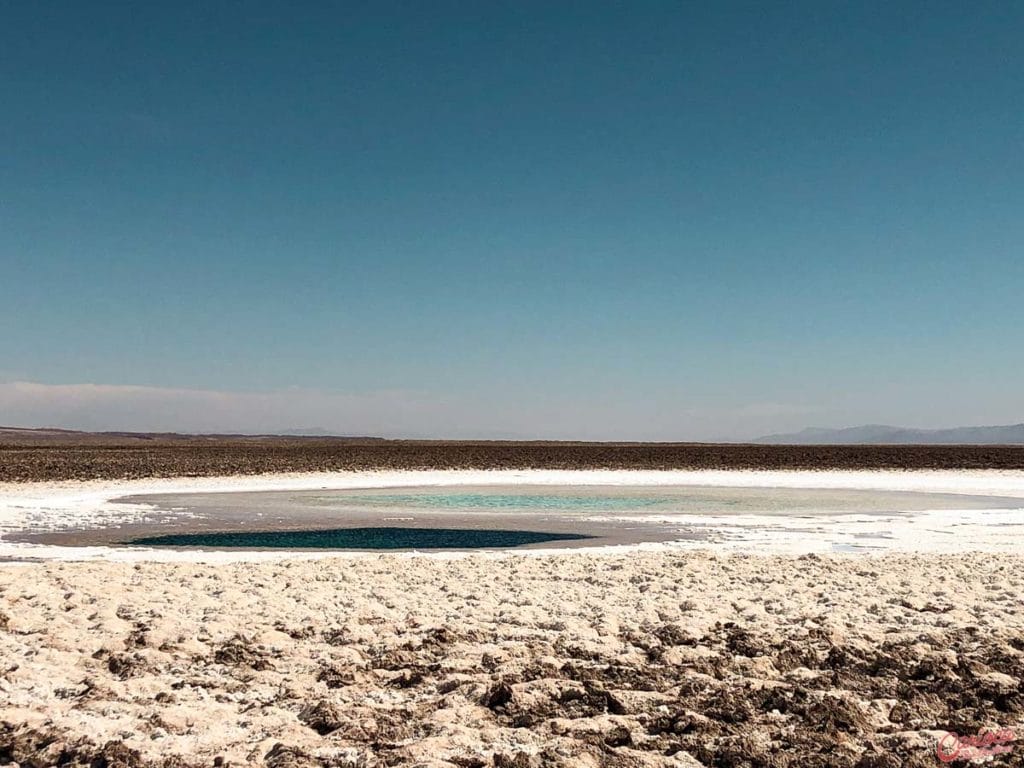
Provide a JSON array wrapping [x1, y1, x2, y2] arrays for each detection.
[[336, 492, 673, 511]]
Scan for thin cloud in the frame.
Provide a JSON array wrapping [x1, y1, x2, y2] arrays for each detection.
[[0, 381, 452, 437], [0, 380, 826, 441]]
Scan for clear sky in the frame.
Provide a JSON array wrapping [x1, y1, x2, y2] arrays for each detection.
[[2, 2, 1022, 439]]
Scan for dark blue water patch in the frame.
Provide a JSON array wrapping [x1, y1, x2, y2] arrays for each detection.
[[125, 527, 594, 550]]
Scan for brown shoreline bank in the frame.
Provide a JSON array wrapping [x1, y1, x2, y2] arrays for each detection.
[[3, 435, 1024, 483]]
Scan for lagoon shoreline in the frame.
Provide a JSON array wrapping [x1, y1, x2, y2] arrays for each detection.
[[3, 468, 1024, 561]]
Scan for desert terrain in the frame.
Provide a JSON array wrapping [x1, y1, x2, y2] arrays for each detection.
[[1, 438, 1022, 766], [2, 430, 1024, 483]]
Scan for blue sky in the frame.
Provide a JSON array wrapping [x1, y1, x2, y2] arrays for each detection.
[[2, 2, 1022, 438]]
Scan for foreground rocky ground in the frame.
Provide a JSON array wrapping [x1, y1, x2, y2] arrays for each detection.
[[1, 551, 1022, 767]]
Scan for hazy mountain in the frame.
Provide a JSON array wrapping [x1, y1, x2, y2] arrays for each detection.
[[0, 426, 385, 443], [755, 424, 1024, 445]]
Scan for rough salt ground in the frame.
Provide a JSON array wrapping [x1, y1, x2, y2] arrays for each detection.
[[1, 550, 1022, 767]]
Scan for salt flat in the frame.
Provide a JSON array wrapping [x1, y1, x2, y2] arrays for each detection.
[[1, 549, 1022, 767], [0, 470, 1022, 767]]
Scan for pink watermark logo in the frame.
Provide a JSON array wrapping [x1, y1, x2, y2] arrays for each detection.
[[936, 728, 1016, 762]]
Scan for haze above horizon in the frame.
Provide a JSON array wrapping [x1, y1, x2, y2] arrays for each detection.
[[2, 2, 1022, 440]]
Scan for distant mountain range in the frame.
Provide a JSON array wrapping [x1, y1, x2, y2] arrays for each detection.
[[4, 424, 1024, 446], [0, 426, 385, 443], [755, 424, 1024, 445], [277, 428, 341, 437]]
